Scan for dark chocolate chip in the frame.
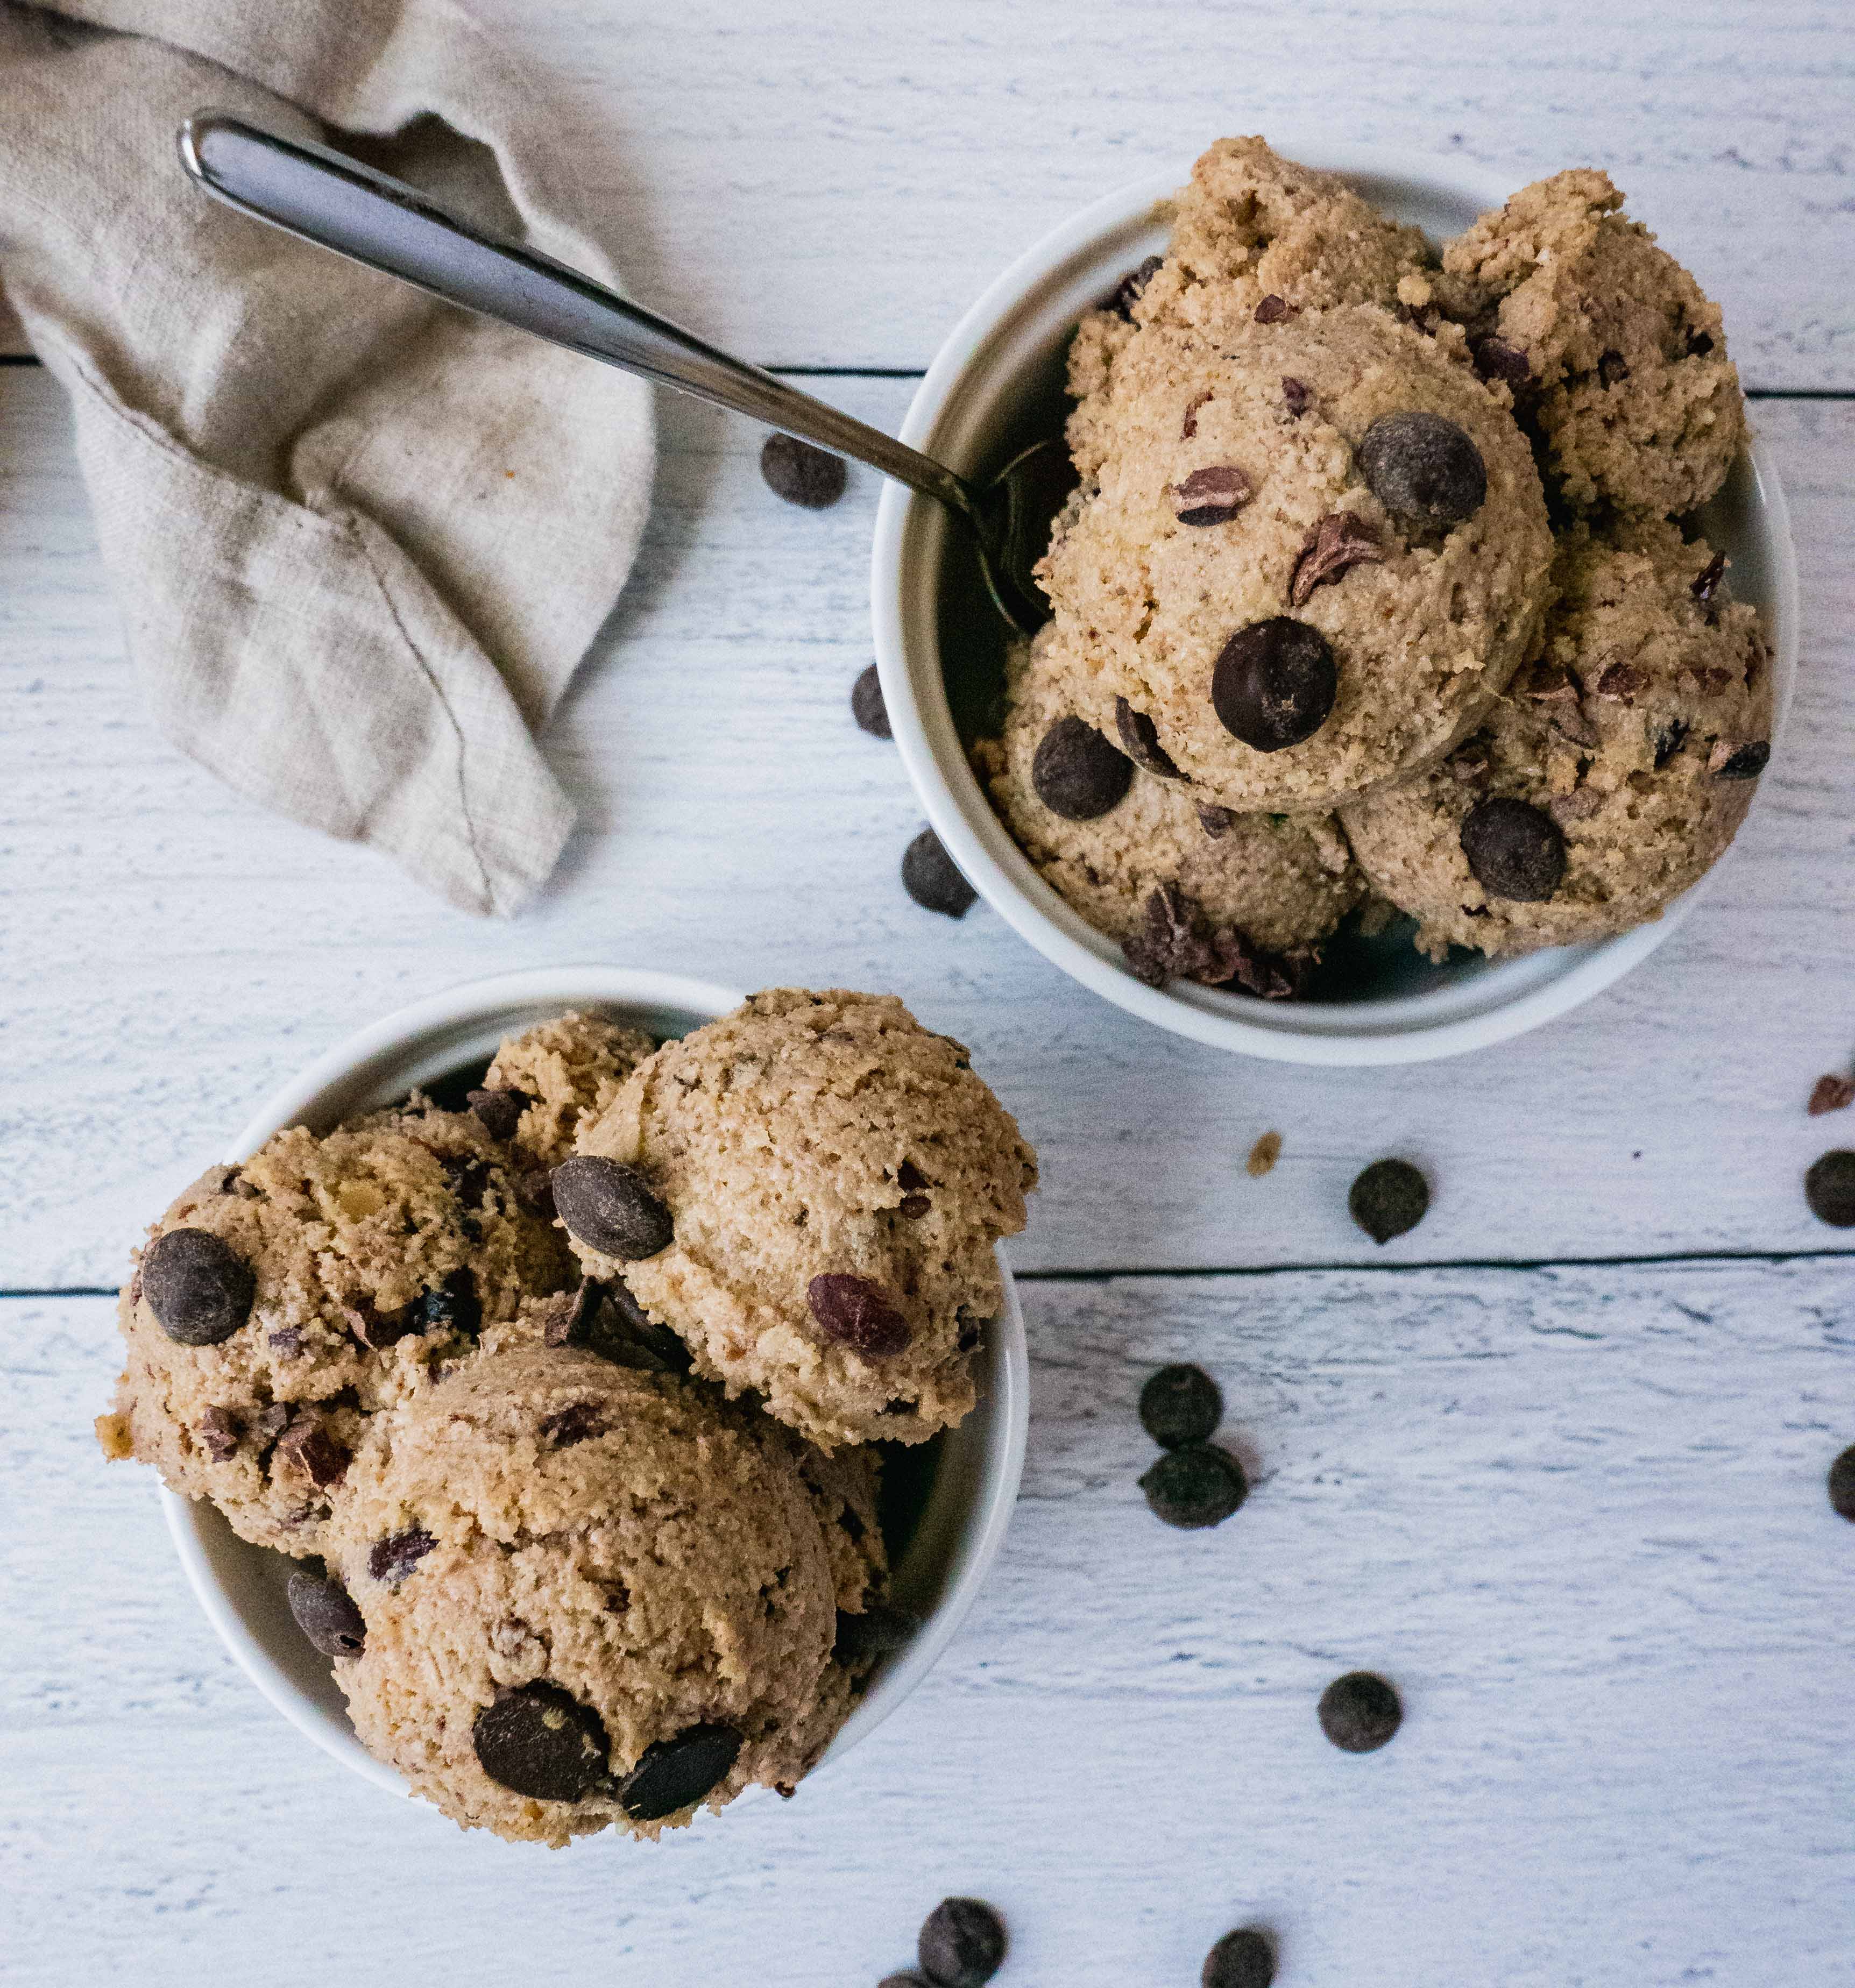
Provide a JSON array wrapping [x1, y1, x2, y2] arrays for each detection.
[[1597, 349, 1630, 388], [760, 432, 846, 508], [543, 1279, 690, 1374], [881, 1976, 932, 1988], [1652, 718, 1689, 769], [900, 1194, 932, 1219], [833, 1603, 920, 1667], [902, 828, 978, 918], [1252, 294, 1290, 325], [918, 1897, 1007, 1988], [197, 1407, 241, 1461], [274, 1416, 351, 1489], [368, 1526, 437, 1588], [1198, 804, 1237, 838], [1472, 336, 1532, 385], [1828, 1445, 1855, 1521], [344, 1294, 414, 1350], [409, 1266, 481, 1338], [1114, 697, 1184, 779], [286, 1571, 366, 1658], [473, 1683, 612, 1802], [1288, 510, 1386, 608], [617, 1722, 742, 1821], [551, 1156, 674, 1260], [466, 1088, 530, 1142], [539, 1401, 606, 1449], [1348, 1158, 1430, 1245], [1318, 1670, 1403, 1752], [1032, 715, 1134, 819], [1109, 255, 1163, 319], [1138, 1444, 1248, 1529], [252, 1403, 292, 1446], [1805, 1150, 1855, 1228], [1173, 464, 1254, 527], [1594, 662, 1644, 701], [1281, 377, 1311, 416], [1460, 795, 1566, 902], [268, 1326, 304, 1358], [806, 1274, 911, 1359], [1212, 618, 1336, 752], [1202, 1927, 1277, 1988], [1809, 1075, 1855, 1118], [1691, 549, 1727, 608], [1139, 1364, 1223, 1449], [141, 1228, 254, 1346], [1708, 738, 1770, 780], [852, 663, 892, 739], [1687, 329, 1715, 358], [1358, 410, 1488, 534]]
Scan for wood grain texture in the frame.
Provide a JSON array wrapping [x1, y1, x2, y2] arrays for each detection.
[[3, 367, 1851, 1288], [8, 1262, 1851, 1985]]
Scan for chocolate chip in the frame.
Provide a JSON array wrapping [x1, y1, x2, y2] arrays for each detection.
[[267, 1326, 303, 1358], [1138, 1444, 1248, 1529], [474, 1683, 612, 1802], [1598, 349, 1630, 388], [1809, 1075, 1855, 1117], [1593, 662, 1642, 702], [760, 432, 846, 509], [918, 1898, 1007, 1988], [1288, 510, 1386, 608], [852, 663, 892, 739], [1805, 1150, 1855, 1227], [902, 828, 978, 918], [274, 1416, 351, 1489], [466, 1087, 530, 1142], [543, 1279, 689, 1373], [1198, 804, 1237, 839], [1707, 738, 1770, 780], [834, 1603, 919, 1667], [197, 1407, 241, 1460], [1114, 697, 1184, 778], [1460, 795, 1566, 901], [1212, 617, 1336, 752], [409, 1266, 480, 1338], [806, 1274, 911, 1359], [1358, 411, 1487, 535], [141, 1228, 254, 1346], [1032, 715, 1134, 819], [551, 1156, 674, 1260], [1109, 255, 1163, 319], [368, 1526, 436, 1588], [1318, 1670, 1402, 1752], [1828, 1445, 1855, 1521], [1687, 329, 1715, 358], [1281, 377, 1311, 416], [1252, 294, 1291, 325], [286, 1571, 366, 1658], [1652, 719, 1689, 769], [518, 1168, 556, 1220], [1691, 549, 1727, 608], [881, 1975, 932, 1988], [252, 1403, 291, 1446], [1120, 882, 1312, 998], [1173, 464, 1254, 526], [1139, 1364, 1222, 1449], [900, 1195, 932, 1219], [540, 1401, 606, 1449], [1348, 1158, 1429, 1245], [1472, 336, 1532, 385], [617, 1722, 742, 1821], [1202, 1927, 1277, 1988], [1549, 787, 1604, 829], [344, 1294, 414, 1350]]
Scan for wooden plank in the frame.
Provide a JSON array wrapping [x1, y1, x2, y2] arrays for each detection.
[[2, 367, 1851, 1287], [8, 1261, 1852, 1983]]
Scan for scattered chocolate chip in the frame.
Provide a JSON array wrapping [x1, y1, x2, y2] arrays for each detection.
[[760, 432, 846, 508], [286, 1571, 366, 1658], [1349, 1158, 1429, 1245], [197, 1407, 241, 1460], [475, 1683, 612, 1802], [902, 827, 979, 918], [1461, 796, 1566, 901], [1597, 349, 1631, 388], [1687, 329, 1715, 358], [1652, 719, 1689, 769], [1139, 1444, 1248, 1529], [1181, 389, 1212, 439], [1472, 335, 1532, 385], [551, 1156, 675, 1261], [834, 1603, 920, 1667], [1247, 1130, 1282, 1178], [1173, 463, 1254, 527], [252, 1403, 291, 1446], [1114, 697, 1185, 778], [1288, 510, 1386, 608], [1319, 1670, 1402, 1752], [1708, 738, 1770, 780], [1198, 804, 1237, 839], [1595, 662, 1644, 701], [1281, 376, 1311, 416], [852, 663, 892, 739], [899, 1194, 932, 1219], [409, 1266, 481, 1338], [618, 1722, 742, 1821], [369, 1526, 437, 1588], [274, 1416, 351, 1489], [1121, 883, 1313, 998], [1139, 1364, 1222, 1449], [1212, 617, 1337, 752], [267, 1326, 305, 1358], [344, 1294, 414, 1350], [1358, 410, 1487, 535], [1202, 1927, 1277, 1988], [466, 1087, 530, 1142], [539, 1401, 606, 1449], [1805, 1150, 1855, 1228], [1109, 255, 1163, 319], [1828, 1445, 1855, 1521], [1032, 715, 1134, 819], [1253, 294, 1291, 324], [1809, 1075, 1855, 1117], [141, 1228, 254, 1347], [1691, 549, 1727, 609], [807, 1274, 911, 1359], [919, 1897, 1008, 1988]]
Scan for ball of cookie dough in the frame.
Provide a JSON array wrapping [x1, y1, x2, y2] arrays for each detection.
[[976, 627, 1362, 990], [475, 1010, 656, 1172], [325, 1346, 841, 1845], [564, 991, 1039, 1450], [100, 1104, 571, 1555], [1040, 303, 1554, 816], [1341, 519, 1773, 958], [1442, 169, 1745, 516]]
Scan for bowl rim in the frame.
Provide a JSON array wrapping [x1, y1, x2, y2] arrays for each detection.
[[160, 964, 1030, 1812], [870, 151, 1802, 1065]]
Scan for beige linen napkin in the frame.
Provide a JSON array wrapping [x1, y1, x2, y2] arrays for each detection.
[[0, 0, 654, 914]]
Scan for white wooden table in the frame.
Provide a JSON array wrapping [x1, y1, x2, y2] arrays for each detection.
[[4, 6, 1852, 1983]]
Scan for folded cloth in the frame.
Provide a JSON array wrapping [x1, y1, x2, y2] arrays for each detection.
[[0, 0, 654, 914]]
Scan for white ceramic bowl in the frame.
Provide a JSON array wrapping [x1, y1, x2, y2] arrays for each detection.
[[161, 965, 1029, 1809], [872, 148, 1800, 1064]]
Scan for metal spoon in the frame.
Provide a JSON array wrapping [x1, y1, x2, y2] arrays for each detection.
[[176, 112, 1067, 636]]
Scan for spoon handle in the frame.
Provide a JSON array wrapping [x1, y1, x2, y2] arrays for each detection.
[[177, 112, 979, 523]]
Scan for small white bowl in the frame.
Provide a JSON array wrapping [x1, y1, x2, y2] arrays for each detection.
[[872, 149, 1800, 1065], [161, 966, 1029, 1810]]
